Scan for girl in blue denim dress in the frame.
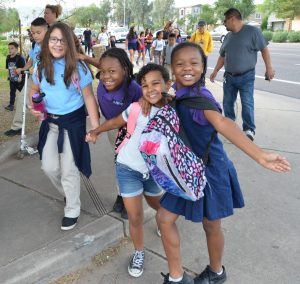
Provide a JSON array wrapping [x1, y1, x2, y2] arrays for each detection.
[[157, 42, 291, 284]]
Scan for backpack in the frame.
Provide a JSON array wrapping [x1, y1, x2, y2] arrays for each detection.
[[115, 102, 141, 154], [139, 96, 220, 201]]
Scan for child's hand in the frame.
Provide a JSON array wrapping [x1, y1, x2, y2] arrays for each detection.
[[85, 130, 99, 144], [17, 76, 22, 83], [15, 68, 22, 75], [259, 152, 291, 173], [140, 97, 151, 116]]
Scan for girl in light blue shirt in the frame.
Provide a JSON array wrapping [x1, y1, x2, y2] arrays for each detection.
[[28, 22, 99, 231]]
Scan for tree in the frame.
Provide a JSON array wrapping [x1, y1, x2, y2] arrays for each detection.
[[130, 0, 152, 29], [273, 0, 300, 19], [214, 0, 255, 21], [67, 3, 111, 29], [199, 4, 217, 25], [0, 7, 19, 33], [151, 0, 177, 29]]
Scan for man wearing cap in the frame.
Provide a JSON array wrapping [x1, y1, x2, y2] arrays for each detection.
[[210, 8, 275, 141], [191, 20, 213, 85]]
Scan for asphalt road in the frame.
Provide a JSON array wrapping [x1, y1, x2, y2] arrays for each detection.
[[208, 42, 300, 100], [116, 41, 300, 99]]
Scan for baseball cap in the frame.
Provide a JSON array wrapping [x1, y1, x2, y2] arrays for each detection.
[[198, 20, 206, 27]]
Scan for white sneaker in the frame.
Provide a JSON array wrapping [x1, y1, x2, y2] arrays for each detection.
[[128, 250, 145, 277], [245, 129, 255, 141]]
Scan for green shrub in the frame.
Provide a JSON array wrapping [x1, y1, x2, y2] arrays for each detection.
[[287, 31, 300, 42], [262, 31, 273, 41], [0, 35, 6, 40], [272, 31, 288, 42]]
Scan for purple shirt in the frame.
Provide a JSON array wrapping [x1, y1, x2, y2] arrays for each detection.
[[97, 80, 142, 119], [175, 84, 222, 126], [127, 33, 138, 44]]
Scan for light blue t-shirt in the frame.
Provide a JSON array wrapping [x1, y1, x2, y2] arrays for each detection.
[[32, 59, 93, 115], [29, 43, 41, 67]]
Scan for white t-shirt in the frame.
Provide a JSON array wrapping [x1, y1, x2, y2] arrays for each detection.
[[98, 32, 109, 46], [152, 39, 165, 51], [117, 104, 159, 174]]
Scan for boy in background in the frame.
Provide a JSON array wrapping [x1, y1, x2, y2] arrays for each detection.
[[5, 42, 25, 111], [5, 17, 48, 136], [163, 33, 177, 81]]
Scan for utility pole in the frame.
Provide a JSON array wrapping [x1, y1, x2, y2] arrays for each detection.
[[123, 0, 125, 27]]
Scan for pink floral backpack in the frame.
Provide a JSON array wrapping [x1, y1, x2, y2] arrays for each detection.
[[139, 96, 220, 201]]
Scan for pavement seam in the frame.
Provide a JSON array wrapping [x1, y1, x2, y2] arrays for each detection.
[[0, 175, 102, 218]]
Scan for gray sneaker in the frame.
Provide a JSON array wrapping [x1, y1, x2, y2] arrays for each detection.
[[128, 250, 145, 277], [244, 129, 255, 141], [161, 271, 194, 284]]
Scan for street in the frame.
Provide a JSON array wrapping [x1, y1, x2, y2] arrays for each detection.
[[209, 42, 300, 99], [116, 41, 300, 99]]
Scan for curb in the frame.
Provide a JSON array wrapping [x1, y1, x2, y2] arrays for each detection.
[[0, 215, 124, 284], [0, 132, 39, 164]]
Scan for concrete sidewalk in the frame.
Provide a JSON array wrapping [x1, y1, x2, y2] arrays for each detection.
[[0, 81, 299, 284]]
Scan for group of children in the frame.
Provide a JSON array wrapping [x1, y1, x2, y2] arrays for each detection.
[[5, 15, 291, 284]]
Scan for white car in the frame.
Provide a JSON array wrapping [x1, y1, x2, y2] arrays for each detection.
[[109, 27, 128, 42], [210, 25, 229, 43]]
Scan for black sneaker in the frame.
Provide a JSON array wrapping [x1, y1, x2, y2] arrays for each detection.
[[161, 272, 194, 284], [112, 195, 124, 213], [128, 250, 145, 277], [121, 206, 128, 219], [61, 216, 78, 231], [4, 129, 22, 137], [4, 104, 14, 111], [194, 266, 226, 284]]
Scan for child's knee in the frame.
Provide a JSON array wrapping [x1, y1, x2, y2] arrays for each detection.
[[156, 208, 172, 226], [128, 212, 143, 228], [202, 219, 222, 234]]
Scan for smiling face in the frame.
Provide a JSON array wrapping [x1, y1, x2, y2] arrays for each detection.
[[48, 28, 67, 59], [141, 70, 170, 107], [172, 47, 203, 89], [100, 57, 125, 92]]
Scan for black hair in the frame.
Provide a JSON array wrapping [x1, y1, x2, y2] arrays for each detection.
[[136, 63, 170, 85], [31, 17, 48, 27], [100, 48, 134, 104], [8, 42, 19, 48], [224, 8, 242, 20], [156, 30, 163, 38], [168, 33, 176, 39], [171, 42, 206, 86], [186, 35, 191, 39]]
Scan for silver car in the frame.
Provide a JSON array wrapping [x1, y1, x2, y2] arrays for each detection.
[[109, 27, 128, 43], [210, 25, 229, 43]]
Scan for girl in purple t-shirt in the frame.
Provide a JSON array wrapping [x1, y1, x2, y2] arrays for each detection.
[[78, 48, 143, 219], [126, 26, 138, 64]]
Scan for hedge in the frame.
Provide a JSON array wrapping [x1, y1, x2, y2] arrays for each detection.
[[263, 31, 273, 41], [272, 32, 288, 43], [287, 31, 300, 42]]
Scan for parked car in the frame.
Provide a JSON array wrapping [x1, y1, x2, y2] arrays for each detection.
[[74, 28, 84, 44], [153, 28, 188, 42], [210, 25, 229, 43], [109, 27, 128, 42]]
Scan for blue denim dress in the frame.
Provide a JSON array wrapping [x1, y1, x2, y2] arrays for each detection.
[[160, 86, 245, 222]]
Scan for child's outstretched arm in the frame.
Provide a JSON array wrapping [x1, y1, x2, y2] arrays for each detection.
[[204, 110, 291, 173], [85, 114, 126, 144]]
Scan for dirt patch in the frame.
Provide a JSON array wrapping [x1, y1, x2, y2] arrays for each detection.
[[52, 237, 131, 284]]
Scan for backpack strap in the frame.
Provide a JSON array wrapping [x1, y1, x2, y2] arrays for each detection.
[[115, 102, 141, 154], [171, 96, 221, 165]]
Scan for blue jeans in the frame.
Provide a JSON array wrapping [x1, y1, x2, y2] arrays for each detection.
[[223, 69, 255, 132], [115, 162, 163, 198]]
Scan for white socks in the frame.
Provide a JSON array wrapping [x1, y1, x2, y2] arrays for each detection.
[[169, 275, 183, 282]]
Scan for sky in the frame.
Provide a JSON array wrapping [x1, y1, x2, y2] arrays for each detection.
[[8, 0, 264, 24]]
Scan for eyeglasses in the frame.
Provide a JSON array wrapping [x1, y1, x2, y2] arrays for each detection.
[[49, 37, 66, 45], [223, 16, 234, 24]]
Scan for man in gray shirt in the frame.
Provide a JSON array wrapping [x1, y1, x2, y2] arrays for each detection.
[[210, 8, 275, 141]]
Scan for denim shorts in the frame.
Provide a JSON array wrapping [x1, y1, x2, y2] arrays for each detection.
[[128, 43, 137, 51], [115, 162, 163, 198]]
